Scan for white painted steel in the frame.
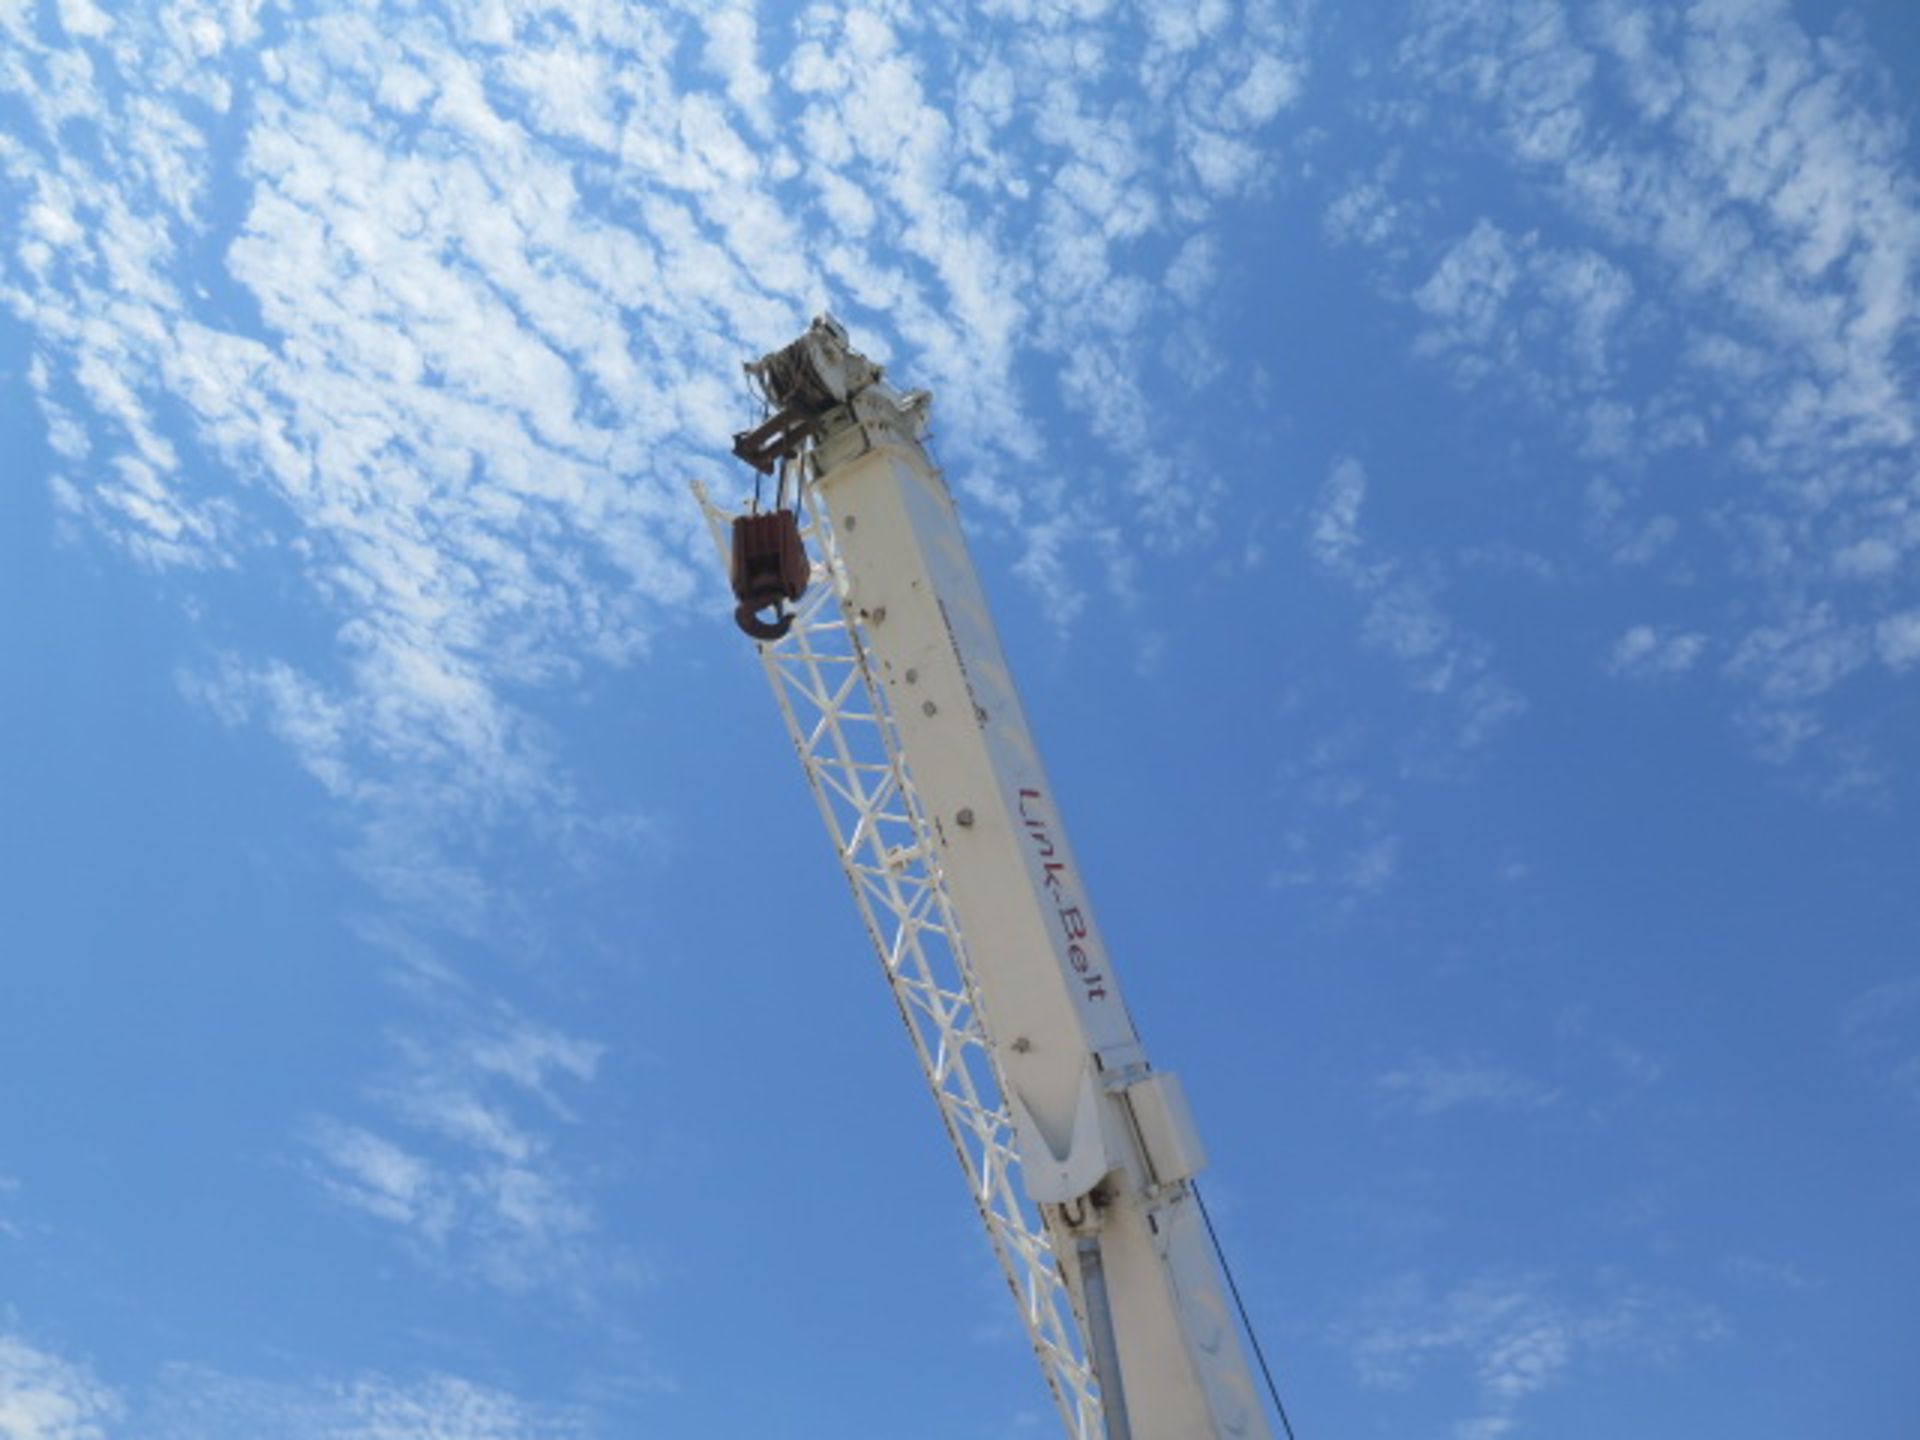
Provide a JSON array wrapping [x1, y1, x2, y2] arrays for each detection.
[[694, 478, 1104, 1440], [698, 321, 1275, 1440]]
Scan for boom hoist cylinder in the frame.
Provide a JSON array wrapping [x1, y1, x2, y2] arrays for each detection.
[[700, 316, 1275, 1440]]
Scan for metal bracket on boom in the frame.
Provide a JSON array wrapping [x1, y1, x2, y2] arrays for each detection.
[[730, 404, 820, 475], [1006, 1065, 1113, 1203]]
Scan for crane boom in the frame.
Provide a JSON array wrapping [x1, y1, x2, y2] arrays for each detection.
[[698, 317, 1273, 1440]]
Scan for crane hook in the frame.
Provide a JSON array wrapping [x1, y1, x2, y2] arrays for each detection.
[[734, 596, 795, 642], [729, 509, 809, 643]]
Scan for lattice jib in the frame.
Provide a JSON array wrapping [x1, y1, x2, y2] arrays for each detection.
[[693, 472, 1103, 1440]]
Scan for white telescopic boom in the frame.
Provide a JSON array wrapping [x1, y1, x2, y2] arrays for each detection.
[[711, 318, 1273, 1440]]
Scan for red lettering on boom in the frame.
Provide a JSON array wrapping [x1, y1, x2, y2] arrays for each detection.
[[1017, 787, 1108, 1004]]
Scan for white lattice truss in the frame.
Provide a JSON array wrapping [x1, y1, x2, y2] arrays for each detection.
[[696, 470, 1102, 1440]]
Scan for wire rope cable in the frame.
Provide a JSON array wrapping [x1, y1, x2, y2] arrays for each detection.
[[1192, 1180, 1300, 1440]]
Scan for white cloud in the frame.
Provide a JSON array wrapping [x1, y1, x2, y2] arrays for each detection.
[[1876, 611, 1920, 670], [53, 0, 111, 41], [1408, 216, 1634, 402], [1607, 1042, 1666, 1088], [1606, 512, 1679, 567], [0, 0, 1328, 866], [1310, 455, 1369, 570], [1268, 723, 1408, 917], [1339, 834, 1402, 894], [1725, 605, 1872, 703], [699, 6, 772, 135], [1831, 536, 1902, 581], [0, 1340, 595, 1440], [304, 936, 618, 1299], [1733, 701, 1822, 766], [1346, 1271, 1726, 1438], [1338, 0, 1920, 758], [1164, 230, 1217, 306], [1282, 457, 1529, 917], [1721, 1253, 1812, 1293], [1840, 976, 1920, 1107], [1309, 457, 1527, 752], [146, 1365, 599, 1440], [1324, 171, 1407, 251], [1415, 219, 1519, 355], [1376, 1054, 1558, 1116], [0, 1335, 120, 1440], [1607, 624, 1707, 679], [1271, 828, 1402, 904], [1224, 50, 1305, 128], [327, 1374, 588, 1440], [308, 1120, 449, 1238]]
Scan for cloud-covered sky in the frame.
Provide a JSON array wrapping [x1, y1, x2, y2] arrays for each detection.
[[3, 1, 1916, 1436]]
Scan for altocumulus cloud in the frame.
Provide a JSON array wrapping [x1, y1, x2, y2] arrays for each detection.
[[1325, 0, 1920, 772], [0, 1, 1317, 1411], [147, 1362, 593, 1440], [0, 1328, 595, 1439], [1344, 1270, 1727, 1440], [0, 0, 1320, 897], [299, 919, 628, 1302]]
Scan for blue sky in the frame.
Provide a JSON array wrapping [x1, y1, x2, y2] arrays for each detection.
[[2, 1, 1917, 1436]]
